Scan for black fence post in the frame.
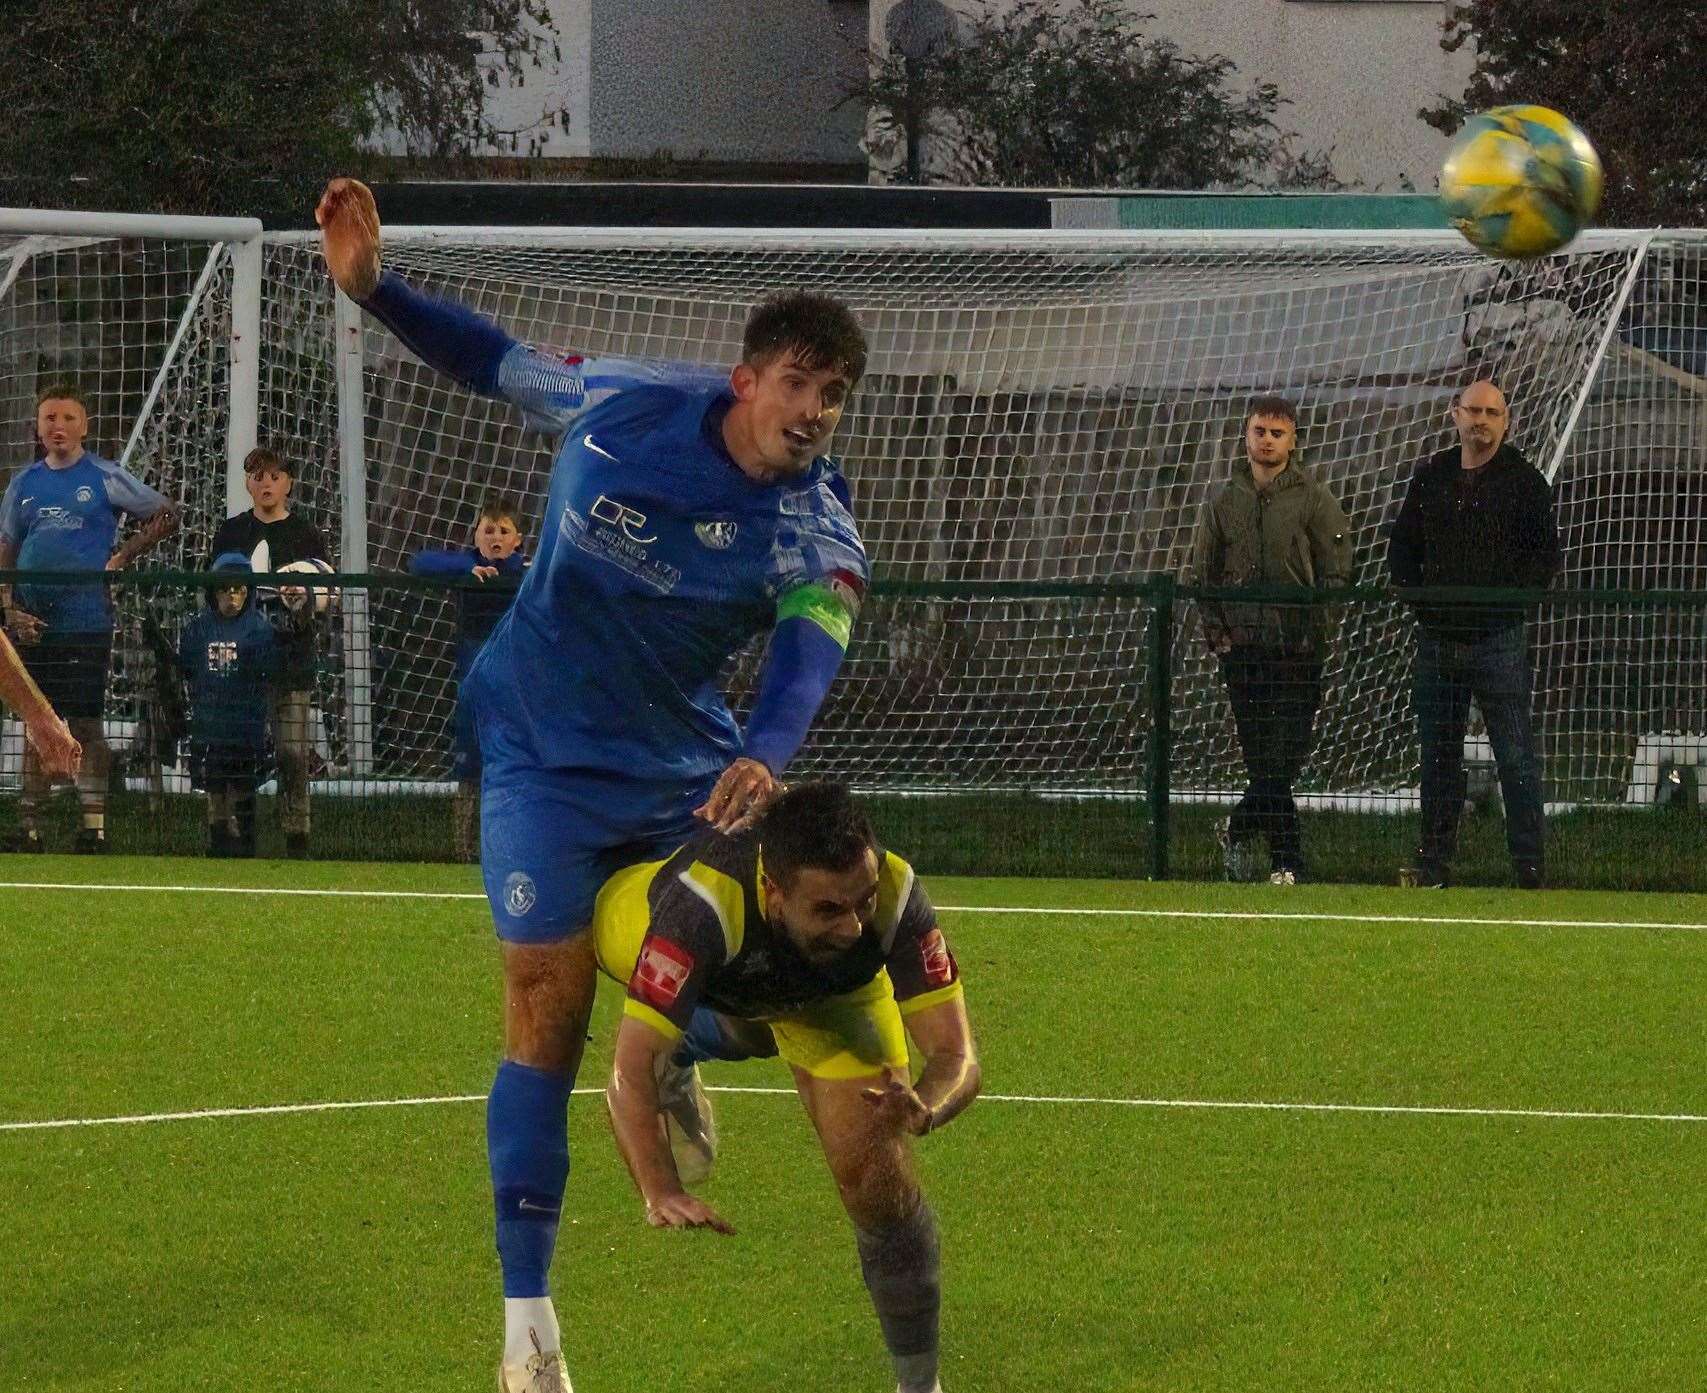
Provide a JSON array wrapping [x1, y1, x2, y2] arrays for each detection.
[[1147, 575, 1175, 879]]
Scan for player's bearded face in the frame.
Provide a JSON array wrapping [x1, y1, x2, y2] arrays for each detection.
[[769, 850, 881, 965], [734, 354, 850, 476]]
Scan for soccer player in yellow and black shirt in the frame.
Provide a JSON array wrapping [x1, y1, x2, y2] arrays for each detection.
[[593, 781, 979, 1393]]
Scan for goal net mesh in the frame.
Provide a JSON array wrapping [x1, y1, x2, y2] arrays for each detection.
[[3, 223, 1702, 825]]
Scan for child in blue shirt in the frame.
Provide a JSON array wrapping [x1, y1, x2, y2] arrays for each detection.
[[178, 553, 298, 857], [407, 496, 526, 860]]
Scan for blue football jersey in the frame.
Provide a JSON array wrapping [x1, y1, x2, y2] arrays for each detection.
[[0, 453, 170, 632], [465, 345, 868, 782]]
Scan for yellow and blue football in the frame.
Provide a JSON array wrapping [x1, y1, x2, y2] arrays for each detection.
[[1440, 105, 1603, 258]]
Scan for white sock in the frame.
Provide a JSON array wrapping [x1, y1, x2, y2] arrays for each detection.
[[503, 1296, 562, 1365]]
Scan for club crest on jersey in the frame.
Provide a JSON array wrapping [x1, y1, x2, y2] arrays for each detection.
[[634, 938, 694, 1010], [74, 486, 94, 504], [694, 520, 738, 550], [503, 872, 537, 918]]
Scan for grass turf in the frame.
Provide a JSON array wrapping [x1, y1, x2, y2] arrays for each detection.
[[5, 790, 1703, 891], [2, 856, 1704, 1390]]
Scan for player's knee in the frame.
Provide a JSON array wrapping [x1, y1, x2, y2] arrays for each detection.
[[503, 939, 596, 1071], [836, 1143, 919, 1232]]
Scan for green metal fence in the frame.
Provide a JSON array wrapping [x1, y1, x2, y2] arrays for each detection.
[[1, 572, 1701, 889]]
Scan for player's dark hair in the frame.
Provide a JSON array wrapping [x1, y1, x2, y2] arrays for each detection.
[[759, 782, 877, 889], [479, 494, 521, 528], [35, 381, 86, 409], [243, 445, 292, 477], [742, 291, 868, 386], [1245, 394, 1297, 425]]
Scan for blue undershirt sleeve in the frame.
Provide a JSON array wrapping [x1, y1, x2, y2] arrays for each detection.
[[362, 271, 728, 438], [360, 271, 517, 398], [406, 549, 474, 578], [742, 614, 849, 777]]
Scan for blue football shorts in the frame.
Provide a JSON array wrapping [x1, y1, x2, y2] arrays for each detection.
[[479, 755, 718, 945]]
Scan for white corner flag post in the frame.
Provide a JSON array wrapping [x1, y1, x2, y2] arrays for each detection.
[[335, 286, 375, 779]]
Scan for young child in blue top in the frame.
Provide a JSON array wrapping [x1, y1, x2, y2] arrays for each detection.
[[178, 553, 298, 857], [407, 496, 527, 860]]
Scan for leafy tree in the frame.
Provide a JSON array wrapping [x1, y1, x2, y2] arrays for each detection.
[[852, 0, 1341, 190], [0, 0, 562, 221], [1420, 1, 1707, 224]]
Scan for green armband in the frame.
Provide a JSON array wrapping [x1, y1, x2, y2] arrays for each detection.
[[777, 581, 854, 648]]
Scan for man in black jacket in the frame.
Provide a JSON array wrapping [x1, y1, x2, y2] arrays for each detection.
[[1388, 380, 1559, 888]]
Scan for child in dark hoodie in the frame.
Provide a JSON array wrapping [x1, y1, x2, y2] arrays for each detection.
[[407, 496, 526, 861], [178, 552, 290, 857]]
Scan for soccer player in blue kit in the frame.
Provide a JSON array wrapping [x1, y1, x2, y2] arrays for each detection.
[[318, 179, 871, 1392]]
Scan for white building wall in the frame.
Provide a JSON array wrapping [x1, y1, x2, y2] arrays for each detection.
[[588, 0, 869, 163], [478, 0, 593, 158], [871, 0, 1475, 191]]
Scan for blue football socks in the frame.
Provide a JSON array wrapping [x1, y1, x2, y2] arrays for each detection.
[[487, 1059, 573, 1298]]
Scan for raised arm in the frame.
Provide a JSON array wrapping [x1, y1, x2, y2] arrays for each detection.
[[318, 177, 724, 437]]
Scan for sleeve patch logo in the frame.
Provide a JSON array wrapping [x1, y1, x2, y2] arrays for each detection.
[[694, 519, 738, 549], [919, 927, 955, 987], [633, 937, 695, 1011], [827, 567, 865, 617]]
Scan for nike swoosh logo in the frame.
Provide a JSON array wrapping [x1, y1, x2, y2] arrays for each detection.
[[517, 1198, 560, 1216], [582, 434, 622, 464]]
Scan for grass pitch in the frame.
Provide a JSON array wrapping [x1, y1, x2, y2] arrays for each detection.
[[2, 857, 1704, 1391]]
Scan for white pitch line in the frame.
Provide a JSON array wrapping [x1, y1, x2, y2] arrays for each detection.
[[950, 905, 1707, 934], [0, 879, 1704, 934], [3, 1087, 1703, 1134], [0, 879, 484, 902]]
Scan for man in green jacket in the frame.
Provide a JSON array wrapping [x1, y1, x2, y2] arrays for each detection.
[[1184, 396, 1352, 883]]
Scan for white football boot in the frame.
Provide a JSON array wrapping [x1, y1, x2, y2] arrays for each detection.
[[498, 1329, 571, 1393]]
